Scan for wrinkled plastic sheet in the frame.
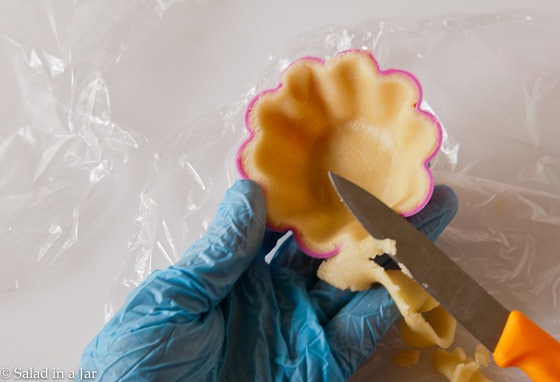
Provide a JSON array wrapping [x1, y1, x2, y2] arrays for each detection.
[[0, 0, 172, 291], [2, 4, 560, 381]]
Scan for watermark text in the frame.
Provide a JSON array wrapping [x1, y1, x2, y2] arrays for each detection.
[[0, 367, 97, 381]]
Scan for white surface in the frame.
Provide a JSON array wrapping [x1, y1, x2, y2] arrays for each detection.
[[2, 0, 560, 379]]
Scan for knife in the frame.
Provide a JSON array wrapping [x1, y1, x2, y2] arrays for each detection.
[[328, 172, 560, 381]]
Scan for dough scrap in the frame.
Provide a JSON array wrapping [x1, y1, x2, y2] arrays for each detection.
[[433, 345, 493, 382], [317, 235, 456, 349], [392, 349, 421, 368]]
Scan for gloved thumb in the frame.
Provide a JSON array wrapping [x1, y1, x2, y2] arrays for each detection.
[[174, 179, 266, 314], [325, 286, 400, 378]]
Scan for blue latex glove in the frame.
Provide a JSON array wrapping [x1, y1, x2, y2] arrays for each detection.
[[80, 179, 457, 381]]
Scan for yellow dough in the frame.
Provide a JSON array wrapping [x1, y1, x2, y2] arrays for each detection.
[[433, 345, 493, 382], [392, 349, 421, 368]]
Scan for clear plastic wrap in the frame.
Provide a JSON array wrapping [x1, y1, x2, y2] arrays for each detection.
[[106, 10, 560, 381], [0, 0, 177, 291]]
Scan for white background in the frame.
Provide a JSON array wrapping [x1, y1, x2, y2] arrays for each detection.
[[2, 0, 560, 380]]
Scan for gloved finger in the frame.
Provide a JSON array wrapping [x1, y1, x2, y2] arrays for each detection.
[[261, 229, 289, 255], [174, 179, 267, 314], [325, 285, 400, 379], [269, 234, 323, 280], [406, 184, 458, 242], [269, 239, 359, 324], [309, 280, 356, 325]]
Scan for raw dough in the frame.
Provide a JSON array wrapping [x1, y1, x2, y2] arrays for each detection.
[[392, 349, 421, 368], [317, 235, 456, 349], [433, 345, 492, 382]]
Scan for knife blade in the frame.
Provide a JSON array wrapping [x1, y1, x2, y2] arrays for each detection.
[[328, 171, 560, 381]]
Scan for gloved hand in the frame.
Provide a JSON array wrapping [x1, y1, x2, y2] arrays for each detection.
[[80, 179, 458, 381]]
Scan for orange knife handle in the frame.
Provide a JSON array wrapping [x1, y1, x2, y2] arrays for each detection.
[[494, 310, 560, 381]]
